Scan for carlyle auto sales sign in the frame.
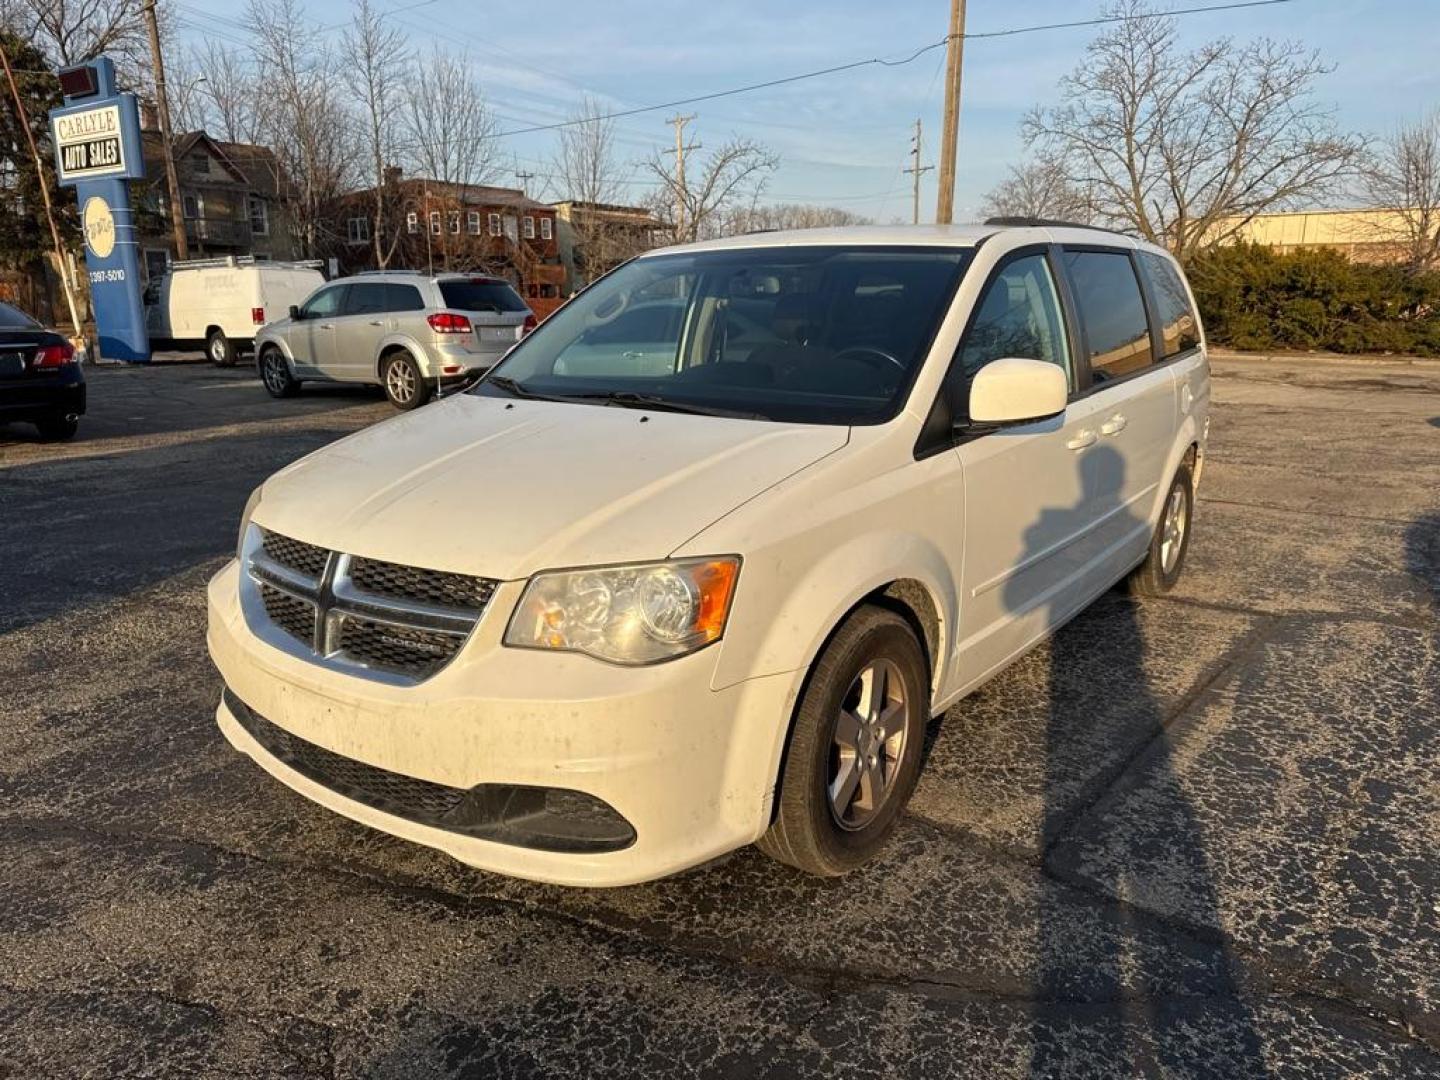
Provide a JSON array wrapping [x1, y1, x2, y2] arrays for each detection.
[[54, 104, 126, 181]]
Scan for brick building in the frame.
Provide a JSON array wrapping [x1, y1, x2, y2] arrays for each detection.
[[337, 179, 566, 316]]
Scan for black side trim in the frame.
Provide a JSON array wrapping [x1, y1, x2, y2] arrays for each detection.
[[223, 689, 636, 854]]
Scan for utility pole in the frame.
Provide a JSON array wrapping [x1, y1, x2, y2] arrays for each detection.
[[0, 43, 83, 339], [515, 169, 534, 199], [663, 113, 699, 242], [903, 118, 934, 225], [142, 0, 189, 259], [935, 0, 966, 224]]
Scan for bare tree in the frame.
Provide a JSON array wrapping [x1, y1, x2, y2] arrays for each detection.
[[5, 0, 153, 76], [721, 202, 870, 235], [163, 48, 209, 133], [646, 133, 778, 243], [1364, 110, 1440, 272], [400, 47, 501, 271], [191, 42, 266, 145], [341, 0, 409, 268], [981, 160, 1094, 223], [246, 0, 357, 257], [550, 97, 652, 276], [1023, 0, 1363, 262]]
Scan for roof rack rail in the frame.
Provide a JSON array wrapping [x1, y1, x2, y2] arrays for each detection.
[[352, 268, 423, 275], [983, 216, 1113, 232], [168, 255, 326, 271]]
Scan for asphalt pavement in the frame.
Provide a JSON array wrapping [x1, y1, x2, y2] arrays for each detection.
[[0, 351, 1437, 1078]]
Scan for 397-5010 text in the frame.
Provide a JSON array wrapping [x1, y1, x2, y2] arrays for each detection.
[[88, 268, 126, 284]]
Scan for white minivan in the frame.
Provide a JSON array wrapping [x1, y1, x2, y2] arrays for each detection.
[[145, 256, 326, 365], [208, 223, 1209, 886]]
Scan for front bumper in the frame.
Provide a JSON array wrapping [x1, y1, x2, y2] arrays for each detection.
[[207, 559, 797, 886]]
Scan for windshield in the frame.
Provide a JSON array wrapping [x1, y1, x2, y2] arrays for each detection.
[[473, 246, 971, 424], [0, 301, 40, 329], [439, 279, 529, 313]]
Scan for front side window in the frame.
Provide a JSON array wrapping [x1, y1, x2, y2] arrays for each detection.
[[1063, 250, 1152, 382], [955, 254, 1072, 387], [301, 285, 345, 319], [1138, 252, 1200, 358], [477, 246, 970, 425]]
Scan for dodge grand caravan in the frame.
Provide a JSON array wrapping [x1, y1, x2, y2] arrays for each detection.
[[208, 222, 1210, 886]]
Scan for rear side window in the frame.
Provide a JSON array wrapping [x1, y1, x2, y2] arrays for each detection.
[[344, 282, 388, 316], [1138, 252, 1200, 357], [1063, 250, 1152, 383], [438, 279, 528, 313], [386, 283, 425, 311]]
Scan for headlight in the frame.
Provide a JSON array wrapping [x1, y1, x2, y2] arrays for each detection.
[[504, 557, 740, 665], [236, 485, 262, 557]]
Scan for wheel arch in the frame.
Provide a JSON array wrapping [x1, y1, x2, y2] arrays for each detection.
[[375, 336, 426, 381]]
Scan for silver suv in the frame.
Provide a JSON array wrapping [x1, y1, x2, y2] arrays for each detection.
[[254, 272, 534, 409]]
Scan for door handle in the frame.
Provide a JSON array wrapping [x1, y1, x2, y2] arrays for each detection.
[[368, 320, 384, 326], [1066, 429, 1097, 451], [318, 323, 333, 329], [1099, 413, 1128, 436]]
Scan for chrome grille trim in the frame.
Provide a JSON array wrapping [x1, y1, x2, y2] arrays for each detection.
[[239, 525, 496, 684]]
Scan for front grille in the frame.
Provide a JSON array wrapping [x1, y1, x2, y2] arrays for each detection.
[[350, 556, 495, 611], [262, 530, 329, 578], [336, 616, 461, 680], [259, 581, 316, 646], [224, 690, 635, 853], [243, 527, 496, 683]]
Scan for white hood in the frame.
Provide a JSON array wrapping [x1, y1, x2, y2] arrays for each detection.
[[251, 393, 848, 580]]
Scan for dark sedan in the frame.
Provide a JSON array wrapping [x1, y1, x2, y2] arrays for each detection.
[[0, 301, 85, 441]]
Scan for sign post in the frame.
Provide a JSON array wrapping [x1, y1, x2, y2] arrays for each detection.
[[49, 57, 149, 363]]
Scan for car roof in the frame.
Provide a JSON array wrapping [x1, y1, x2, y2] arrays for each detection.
[[640, 222, 1171, 261]]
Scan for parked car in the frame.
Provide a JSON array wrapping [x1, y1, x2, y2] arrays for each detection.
[[208, 222, 1210, 886], [144, 256, 326, 366], [253, 272, 536, 409], [0, 301, 85, 441]]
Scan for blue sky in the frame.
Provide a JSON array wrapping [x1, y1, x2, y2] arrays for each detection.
[[173, 0, 1438, 221]]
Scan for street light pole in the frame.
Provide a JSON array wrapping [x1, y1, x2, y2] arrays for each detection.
[[142, 0, 189, 260], [935, 0, 966, 225]]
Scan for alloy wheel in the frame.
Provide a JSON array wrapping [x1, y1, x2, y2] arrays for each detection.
[[263, 353, 287, 394], [828, 658, 909, 830], [387, 358, 416, 404], [1160, 485, 1187, 575]]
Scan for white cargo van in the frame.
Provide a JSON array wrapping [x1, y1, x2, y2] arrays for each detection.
[[145, 256, 326, 365]]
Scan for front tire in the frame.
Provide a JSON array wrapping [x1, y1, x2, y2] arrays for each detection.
[[757, 605, 928, 877], [382, 351, 430, 410], [207, 329, 236, 367], [259, 347, 300, 399], [1130, 461, 1194, 596]]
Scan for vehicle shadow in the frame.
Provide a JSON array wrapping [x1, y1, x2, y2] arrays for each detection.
[[1004, 445, 1267, 1075], [1405, 508, 1440, 611]]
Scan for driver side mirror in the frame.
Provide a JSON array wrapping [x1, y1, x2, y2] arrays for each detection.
[[289, 304, 303, 320], [967, 357, 1068, 426]]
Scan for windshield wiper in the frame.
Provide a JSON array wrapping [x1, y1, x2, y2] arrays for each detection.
[[574, 390, 763, 420], [482, 374, 543, 399]]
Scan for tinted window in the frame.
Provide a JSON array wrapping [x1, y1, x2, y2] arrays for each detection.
[[1064, 251, 1152, 382], [1139, 252, 1200, 357], [344, 282, 388, 316], [438, 279, 528, 313], [956, 254, 1072, 387], [0, 301, 39, 328], [301, 286, 345, 319], [477, 247, 970, 426], [386, 283, 425, 311]]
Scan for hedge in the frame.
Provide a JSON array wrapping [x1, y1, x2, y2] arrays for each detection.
[[1185, 243, 1440, 356]]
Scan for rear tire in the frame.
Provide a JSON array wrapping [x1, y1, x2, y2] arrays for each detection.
[[34, 412, 78, 442], [757, 605, 928, 877], [207, 329, 236, 367], [259, 347, 300, 399], [382, 351, 430, 410], [1129, 462, 1194, 596]]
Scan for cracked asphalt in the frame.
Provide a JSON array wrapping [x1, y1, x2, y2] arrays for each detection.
[[1, 350, 1437, 1078]]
